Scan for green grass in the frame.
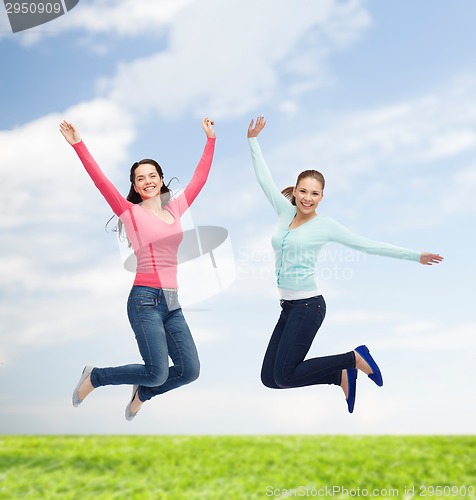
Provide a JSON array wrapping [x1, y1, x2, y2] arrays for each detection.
[[0, 436, 474, 499]]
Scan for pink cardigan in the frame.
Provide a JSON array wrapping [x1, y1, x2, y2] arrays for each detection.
[[72, 137, 216, 288]]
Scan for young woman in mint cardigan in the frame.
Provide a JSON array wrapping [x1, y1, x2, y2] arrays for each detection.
[[247, 116, 443, 413]]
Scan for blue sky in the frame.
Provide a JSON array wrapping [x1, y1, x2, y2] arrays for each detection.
[[1, 0, 475, 434]]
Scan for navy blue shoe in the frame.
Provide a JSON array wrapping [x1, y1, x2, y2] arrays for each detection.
[[346, 368, 358, 413], [355, 345, 383, 387]]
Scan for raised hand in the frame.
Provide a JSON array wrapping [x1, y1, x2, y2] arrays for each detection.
[[248, 115, 266, 138], [60, 120, 81, 145], [419, 252, 444, 265], [202, 117, 216, 138]]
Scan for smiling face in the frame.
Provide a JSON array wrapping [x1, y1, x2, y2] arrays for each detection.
[[133, 163, 164, 201], [293, 176, 324, 217]]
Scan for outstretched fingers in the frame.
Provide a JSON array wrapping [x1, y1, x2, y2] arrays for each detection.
[[420, 252, 444, 265], [59, 120, 70, 135], [59, 120, 81, 145], [247, 115, 266, 137]]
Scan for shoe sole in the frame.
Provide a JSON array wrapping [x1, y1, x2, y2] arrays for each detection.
[[346, 368, 358, 413]]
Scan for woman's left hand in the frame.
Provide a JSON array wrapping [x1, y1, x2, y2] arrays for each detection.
[[420, 252, 444, 265], [202, 117, 215, 138]]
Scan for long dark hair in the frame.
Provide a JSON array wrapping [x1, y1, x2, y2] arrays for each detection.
[[281, 169, 325, 205], [106, 159, 178, 244]]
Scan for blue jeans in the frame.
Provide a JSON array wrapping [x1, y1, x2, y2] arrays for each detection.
[[261, 295, 355, 389], [90, 286, 200, 402]]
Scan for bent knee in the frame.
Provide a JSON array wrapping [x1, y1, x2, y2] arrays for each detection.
[[272, 371, 292, 389], [144, 367, 168, 387], [261, 373, 281, 389], [181, 364, 200, 384]]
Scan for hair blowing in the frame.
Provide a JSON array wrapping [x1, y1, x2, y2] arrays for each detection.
[[281, 170, 325, 205]]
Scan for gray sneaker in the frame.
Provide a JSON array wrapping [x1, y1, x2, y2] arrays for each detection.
[[72, 365, 94, 408], [125, 385, 140, 421]]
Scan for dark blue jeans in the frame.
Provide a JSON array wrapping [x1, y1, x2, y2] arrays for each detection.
[[261, 295, 355, 389], [90, 286, 200, 402]]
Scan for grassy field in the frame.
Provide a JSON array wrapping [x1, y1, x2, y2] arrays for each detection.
[[0, 436, 474, 499]]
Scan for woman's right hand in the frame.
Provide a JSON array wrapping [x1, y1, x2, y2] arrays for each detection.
[[60, 120, 82, 145], [248, 115, 266, 138], [202, 117, 216, 138]]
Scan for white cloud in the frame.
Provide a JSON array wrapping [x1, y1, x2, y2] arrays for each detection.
[[328, 310, 402, 325], [185, 326, 222, 345], [373, 321, 476, 352], [105, 0, 371, 119], [0, 98, 135, 228], [257, 73, 476, 230], [0, 98, 138, 362], [394, 320, 437, 335], [441, 164, 476, 215], [2, 372, 473, 434], [0, 256, 44, 292], [0, 260, 132, 352], [62, 0, 196, 36], [0, 0, 196, 44], [270, 76, 476, 185], [2, 0, 473, 435]]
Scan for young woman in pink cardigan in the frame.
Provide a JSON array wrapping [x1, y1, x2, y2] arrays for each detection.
[[60, 118, 216, 421]]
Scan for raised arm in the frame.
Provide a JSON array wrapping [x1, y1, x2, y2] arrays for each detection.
[[248, 116, 290, 215], [177, 117, 216, 215], [326, 217, 443, 265], [59, 121, 129, 217]]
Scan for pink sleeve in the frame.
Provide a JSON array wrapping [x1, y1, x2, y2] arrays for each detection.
[[72, 141, 130, 216], [175, 137, 216, 216]]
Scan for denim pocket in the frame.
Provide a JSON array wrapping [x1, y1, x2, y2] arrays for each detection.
[[138, 296, 158, 307], [129, 294, 159, 308]]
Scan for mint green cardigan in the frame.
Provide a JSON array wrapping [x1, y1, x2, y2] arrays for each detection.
[[249, 137, 421, 293]]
